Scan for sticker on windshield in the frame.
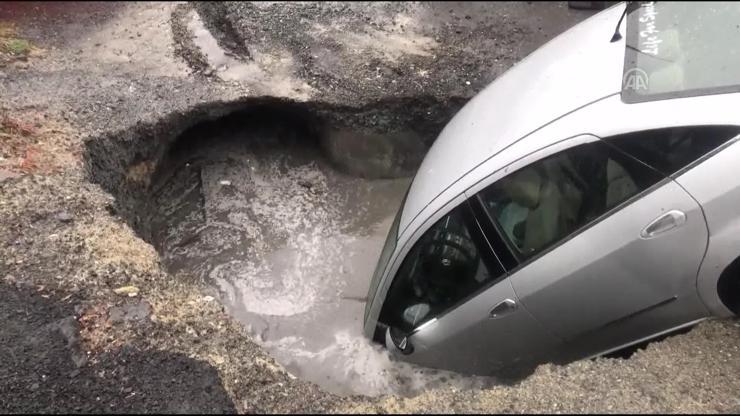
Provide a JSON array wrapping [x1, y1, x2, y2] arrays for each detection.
[[637, 1, 660, 56]]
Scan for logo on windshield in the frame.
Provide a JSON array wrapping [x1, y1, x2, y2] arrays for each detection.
[[623, 68, 649, 91]]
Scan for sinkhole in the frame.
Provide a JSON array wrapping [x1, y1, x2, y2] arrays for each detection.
[[83, 96, 499, 396]]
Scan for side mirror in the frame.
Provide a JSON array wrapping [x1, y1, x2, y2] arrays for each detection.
[[385, 326, 414, 355]]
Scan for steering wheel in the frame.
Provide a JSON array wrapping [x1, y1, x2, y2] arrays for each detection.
[[414, 232, 479, 298], [427, 237, 477, 268]]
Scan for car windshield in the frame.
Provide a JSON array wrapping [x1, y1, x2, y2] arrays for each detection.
[[621, 1, 740, 103]]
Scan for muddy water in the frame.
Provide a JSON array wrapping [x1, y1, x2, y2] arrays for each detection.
[[186, 10, 251, 80], [184, 9, 314, 99], [149, 129, 495, 396]]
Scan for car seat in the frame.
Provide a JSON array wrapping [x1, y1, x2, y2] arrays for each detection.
[[605, 158, 638, 208]]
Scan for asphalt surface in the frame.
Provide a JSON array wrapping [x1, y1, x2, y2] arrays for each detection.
[[1, 1, 738, 413]]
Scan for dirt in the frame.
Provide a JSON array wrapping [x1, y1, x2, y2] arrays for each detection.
[[0, 1, 738, 414], [0, 283, 236, 413], [190, 1, 590, 104], [341, 319, 740, 413]]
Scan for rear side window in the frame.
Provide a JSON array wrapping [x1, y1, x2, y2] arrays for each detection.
[[606, 126, 740, 176], [479, 141, 663, 261]]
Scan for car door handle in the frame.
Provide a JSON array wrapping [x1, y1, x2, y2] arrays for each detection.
[[640, 210, 687, 239], [489, 299, 517, 319]]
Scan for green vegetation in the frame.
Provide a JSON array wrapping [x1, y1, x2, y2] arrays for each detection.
[[3, 38, 31, 55], [0, 23, 33, 60]]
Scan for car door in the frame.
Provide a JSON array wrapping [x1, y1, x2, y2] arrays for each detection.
[[472, 135, 711, 362], [377, 198, 562, 375], [604, 125, 740, 319]]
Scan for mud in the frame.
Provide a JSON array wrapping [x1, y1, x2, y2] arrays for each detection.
[[191, 1, 592, 103], [2, 1, 739, 413]]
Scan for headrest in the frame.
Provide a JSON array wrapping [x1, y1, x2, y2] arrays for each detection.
[[500, 168, 542, 209]]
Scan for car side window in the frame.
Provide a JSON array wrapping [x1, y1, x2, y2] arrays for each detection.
[[379, 203, 505, 333], [606, 126, 740, 176], [478, 141, 664, 261]]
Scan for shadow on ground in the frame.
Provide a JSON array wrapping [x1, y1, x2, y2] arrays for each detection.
[[0, 282, 236, 414]]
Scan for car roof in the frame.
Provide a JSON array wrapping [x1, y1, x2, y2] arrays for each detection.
[[398, 3, 627, 238]]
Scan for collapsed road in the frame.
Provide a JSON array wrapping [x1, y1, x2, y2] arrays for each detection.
[[1, 1, 738, 413]]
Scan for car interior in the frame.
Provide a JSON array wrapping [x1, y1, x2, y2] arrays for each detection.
[[484, 143, 642, 258]]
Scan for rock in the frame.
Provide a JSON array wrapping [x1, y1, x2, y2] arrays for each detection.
[[0, 169, 22, 183], [52, 316, 88, 368], [104, 203, 117, 215], [55, 211, 74, 223], [113, 285, 139, 296], [108, 301, 152, 324], [54, 316, 80, 345]]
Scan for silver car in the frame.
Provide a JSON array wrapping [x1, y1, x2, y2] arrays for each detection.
[[363, 1, 740, 376]]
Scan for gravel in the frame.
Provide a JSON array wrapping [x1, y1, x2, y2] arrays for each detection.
[[0, 1, 738, 414]]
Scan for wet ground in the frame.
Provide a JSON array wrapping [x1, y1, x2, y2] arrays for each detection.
[[0, 283, 236, 413], [1, 1, 739, 414], [189, 1, 596, 103]]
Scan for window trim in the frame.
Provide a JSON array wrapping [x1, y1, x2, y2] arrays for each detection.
[[464, 134, 601, 197], [469, 194, 522, 270], [600, 125, 740, 179], [461, 200, 508, 280], [467, 138, 673, 278], [670, 131, 740, 179]]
